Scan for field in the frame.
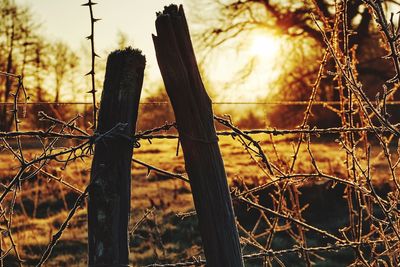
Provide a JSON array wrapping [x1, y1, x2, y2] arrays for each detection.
[[0, 134, 396, 266], [2, 0, 400, 266]]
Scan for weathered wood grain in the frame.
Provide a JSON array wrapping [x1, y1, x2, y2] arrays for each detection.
[[88, 47, 145, 266], [153, 5, 244, 267]]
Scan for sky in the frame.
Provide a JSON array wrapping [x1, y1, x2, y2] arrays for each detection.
[[15, 0, 184, 81], [13, 0, 282, 103]]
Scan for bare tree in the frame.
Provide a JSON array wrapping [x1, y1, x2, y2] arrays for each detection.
[[194, 0, 394, 58], [32, 37, 49, 102], [0, 0, 38, 130], [50, 41, 80, 103], [191, 0, 400, 126], [116, 30, 130, 50]]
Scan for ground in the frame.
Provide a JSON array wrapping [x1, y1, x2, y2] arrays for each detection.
[[0, 134, 396, 266]]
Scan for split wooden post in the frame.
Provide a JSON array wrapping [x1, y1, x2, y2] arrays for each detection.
[[88, 48, 145, 266], [153, 5, 244, 267]]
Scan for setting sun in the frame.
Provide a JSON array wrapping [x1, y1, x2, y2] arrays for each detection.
[[1, 1, 399, 266], [249, 34, 281, 61]]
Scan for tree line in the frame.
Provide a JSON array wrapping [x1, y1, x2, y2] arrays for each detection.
[[0, 0, 103, 131]]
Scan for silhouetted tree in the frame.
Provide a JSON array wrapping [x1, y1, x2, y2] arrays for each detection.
[[50, 41, 80, 103], [116, 31, 130, 50], [191, 0, 400, 127], [0, 1, 84, 130], [0, 0, 39, 130], [32, 37, 49, 102]]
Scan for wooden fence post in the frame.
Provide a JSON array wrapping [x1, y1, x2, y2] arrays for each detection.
[[88, 47, 145, 266], [153, 5, 244, 267]]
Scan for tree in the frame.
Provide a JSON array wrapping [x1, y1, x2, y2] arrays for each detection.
[[191, 0, 399, 127], [0, 1, 83, 129], [0, 0, 39, 130], [50, 41, 80, 103], [116, 31, 130, 50], [31, 37, 50, 102]]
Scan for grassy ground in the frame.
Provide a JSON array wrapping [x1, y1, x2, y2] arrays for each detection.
[[0, 135, 396, 266]]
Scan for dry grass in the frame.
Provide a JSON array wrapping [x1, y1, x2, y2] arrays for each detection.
[[0, 134, 395, 266], [1, 1, 400, 266]]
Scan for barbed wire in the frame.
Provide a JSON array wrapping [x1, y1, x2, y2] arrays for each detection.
[[1, 1, 400, 266], [1, 124, 396, 142], [142, 240, 388, 267], [2, 100, 400, 105]]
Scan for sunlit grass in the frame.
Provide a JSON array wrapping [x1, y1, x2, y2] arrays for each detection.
[[0, 135, 394, 265]]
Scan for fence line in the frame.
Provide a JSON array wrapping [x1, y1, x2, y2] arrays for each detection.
[[1, 100, 400, 106], [1, 1, 400, 266], [142, 240, 387, 267], [0, 125, 394, 141]]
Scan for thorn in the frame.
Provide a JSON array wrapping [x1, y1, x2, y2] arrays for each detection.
[[81, 2, 97, 6], [86, 90, 97, 94], [94, 52, 100, 58], [85, 70, 95, 76], [387, 75, 399, 83], [92, 18, 101, 23], [86, 35, 93, 40], [347, 30, 357, 36], [382, 53, 393, 60]]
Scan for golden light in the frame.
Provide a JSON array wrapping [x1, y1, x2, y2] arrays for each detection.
[[249, 34, 281, 61], [206, 32, 284, 103]]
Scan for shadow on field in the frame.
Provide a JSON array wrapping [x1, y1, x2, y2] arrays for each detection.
[[233, 181, 392, 266]]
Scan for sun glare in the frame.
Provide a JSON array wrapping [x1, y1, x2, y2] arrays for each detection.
[[249, 34, 281, 61], [207, 32, 284, 103]]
